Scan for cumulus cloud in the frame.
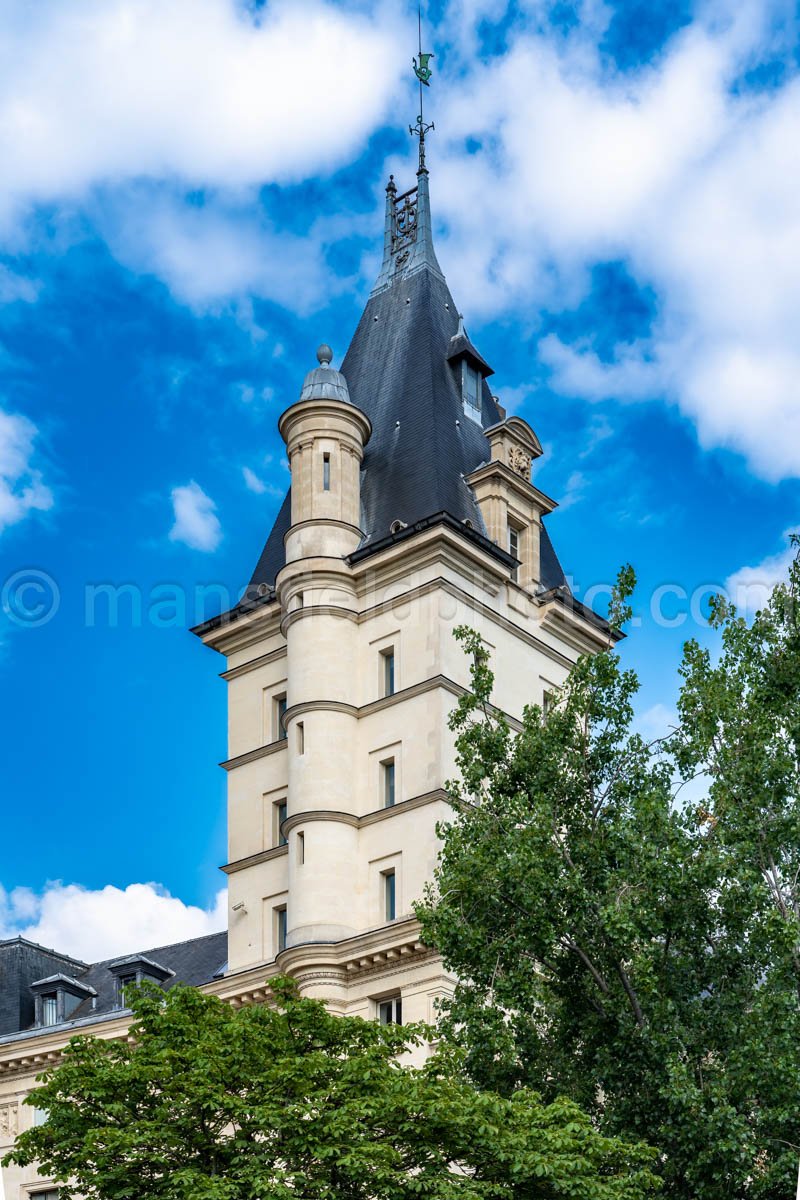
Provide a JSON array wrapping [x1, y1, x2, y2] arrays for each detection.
[[0, 407, 54, 535], [725, 528, 799, 614], [0, 880, 226, 963], [0, 0, 401, 305], [429, 6, 800, 481], [169, 480, 222, 551], [0, 0, 401, 210]]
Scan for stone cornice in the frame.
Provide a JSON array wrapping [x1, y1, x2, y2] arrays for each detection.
[[222, 791, 452, 875], [220, 738, 287, 773], [220, 645, 286, 681], [465, 460, 557, 514], [0, 923, 443, 1077], [222, 678, 524, 774], [221, 843, 288, 876]]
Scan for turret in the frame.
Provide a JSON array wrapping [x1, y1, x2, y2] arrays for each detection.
[[276, 346, 371, 948]]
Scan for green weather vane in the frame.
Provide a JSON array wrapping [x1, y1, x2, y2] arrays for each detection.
[[410, 6, 434, 173]]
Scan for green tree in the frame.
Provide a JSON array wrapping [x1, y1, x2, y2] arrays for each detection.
[[4, 977, 658, 1200], [417, 561, 800, 1199]]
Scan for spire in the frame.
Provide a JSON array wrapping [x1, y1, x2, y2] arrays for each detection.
[[411, 6, 434, 174], [372, 19, 441, 297]]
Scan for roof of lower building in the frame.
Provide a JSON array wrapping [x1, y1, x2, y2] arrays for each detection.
[[0, 930, 227, 1042]]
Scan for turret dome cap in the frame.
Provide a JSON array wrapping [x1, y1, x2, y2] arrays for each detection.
[[299, 344, 351, 403]]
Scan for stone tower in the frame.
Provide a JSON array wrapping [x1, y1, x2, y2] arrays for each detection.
[[193, 161, 613, 1027]]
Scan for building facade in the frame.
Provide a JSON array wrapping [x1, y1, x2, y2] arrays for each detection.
[[0, 158, 612, 1197]]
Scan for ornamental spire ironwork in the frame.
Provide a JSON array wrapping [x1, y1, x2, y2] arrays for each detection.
[[410, 6, 434, 174]]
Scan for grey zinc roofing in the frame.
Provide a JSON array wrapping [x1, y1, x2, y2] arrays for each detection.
[[0, 930, 228, 1041], [247, 256, 570, 599], [66, 930, 228, 1022]]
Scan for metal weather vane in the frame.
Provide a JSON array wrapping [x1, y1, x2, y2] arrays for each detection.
[[410, 7, 434, 172]]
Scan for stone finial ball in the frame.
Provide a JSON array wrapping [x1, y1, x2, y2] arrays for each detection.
[[317, 343, 334, 366]]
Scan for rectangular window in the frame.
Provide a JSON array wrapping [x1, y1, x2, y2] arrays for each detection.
[[40, 993, 58, 1027], [323, 453, 331, 491], [381, 648, 395, 697], [383, 870, 396, 921], [276, 906, 287, 954], [33, 1192, 60, 1200], [462, 361, 481, 414], [382, 759, 396, 808], [275, 694, 287, 741], [275, 800, 288, 847], [297, 721, 305, 755], [117, 973, 136, 1008], [378, 996, 403, 1025], [508, 524, 520, 582], [297, 831, 305, 865]]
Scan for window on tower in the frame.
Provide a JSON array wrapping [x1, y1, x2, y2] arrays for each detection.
[[508, 522, 521, 582], [274, 694, 288, 742], [323, 452, 331, 491], [274, 799, 288, 847], [275, 906, 288, 954], [381, 647, 395, 697], [462, 361, 482, 419], [382, 758, 396, 808], [383, 869, 397, 921]]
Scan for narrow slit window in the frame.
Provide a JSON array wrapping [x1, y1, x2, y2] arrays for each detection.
[[322, 453, 331, 491], [276, 906, 287, 953], [381, 648, 395, 697], [383, 870, 396, 921], [382, 759, 396, 808], [508, 524, 520, 582], [275, 694, 288, 741], [297, 831, 305, 864], [275, 800, 288, 847], [297, 721, 305, 755]]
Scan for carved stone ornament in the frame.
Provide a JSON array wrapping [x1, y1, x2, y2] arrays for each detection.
[[507, 445, 531, 478], [0, 1101, 19, 1140]]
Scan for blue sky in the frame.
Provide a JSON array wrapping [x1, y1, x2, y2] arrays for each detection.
[[1, 0, 799, 960]]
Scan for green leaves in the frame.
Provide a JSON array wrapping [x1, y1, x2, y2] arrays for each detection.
[[418, 560, 800, 1199], [4, 977, 658, 1200]]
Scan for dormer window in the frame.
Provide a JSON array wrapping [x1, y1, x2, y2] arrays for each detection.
[[446, 314, 494, 425], [40, 992, 58, 1027], [108, 955, 174, 1008], [30, 973, 97, 1028], [462, 362, 482, 418]]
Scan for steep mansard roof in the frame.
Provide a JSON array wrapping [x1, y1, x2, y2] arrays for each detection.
[[247, 170, 570, 598], [0, 931, 228, 1041]]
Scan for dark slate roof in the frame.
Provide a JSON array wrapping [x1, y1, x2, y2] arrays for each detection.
[[245, 190, 571, 600], [0, 930, 228, 1041]]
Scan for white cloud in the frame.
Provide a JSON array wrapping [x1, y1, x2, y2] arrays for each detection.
[[0, 0, 402, 305], [169, 480, 222, 551], [725, 528, 799, 614], [0, 880, 226, 963], [429, 8, 800, 481], [242, 465, 266, 494], [0, 407, 54, 535], [0, 0, 401, 209]]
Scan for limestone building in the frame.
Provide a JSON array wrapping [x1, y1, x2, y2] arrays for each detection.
[[0, 156, 612, 1196]]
